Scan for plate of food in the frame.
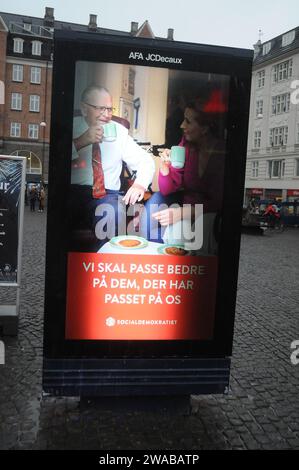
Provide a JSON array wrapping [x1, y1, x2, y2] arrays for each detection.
[[109, 235, 148, 250], [157, 244, 190, 256]]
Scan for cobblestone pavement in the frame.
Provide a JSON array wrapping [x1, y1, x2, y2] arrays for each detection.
[[0, 207, 298, 450]]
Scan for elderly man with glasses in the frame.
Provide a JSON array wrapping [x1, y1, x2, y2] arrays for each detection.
[[70, 85, 155, 250]]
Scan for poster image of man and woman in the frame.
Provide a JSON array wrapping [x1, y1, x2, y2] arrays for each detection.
[[65, 61, 229, 341], [69, 61, 229, 258]]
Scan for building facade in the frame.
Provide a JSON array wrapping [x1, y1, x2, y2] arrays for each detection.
[[245, 27, 299, 204], [0, 7, 172, 183], [0, 8, 54, 182]]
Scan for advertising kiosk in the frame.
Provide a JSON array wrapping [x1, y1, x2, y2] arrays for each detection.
[[0, 155, 26, 335], [42, 30, 252, 397]]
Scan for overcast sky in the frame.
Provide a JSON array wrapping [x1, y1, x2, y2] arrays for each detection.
[[0, 0, 298, 49]]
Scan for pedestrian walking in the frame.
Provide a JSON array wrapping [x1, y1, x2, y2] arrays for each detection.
[[25, 185, 28, 206], [29, 185, 37, 212], [38, 187, 45, 212]]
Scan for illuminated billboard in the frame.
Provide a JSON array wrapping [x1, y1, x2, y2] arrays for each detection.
[[66, 61, 230, 341], [43, 30, 252, 396]]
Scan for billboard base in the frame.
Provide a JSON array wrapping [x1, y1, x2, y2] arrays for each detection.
[[43, 357, 230, 397]]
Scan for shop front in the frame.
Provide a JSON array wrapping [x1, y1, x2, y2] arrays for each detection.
[[287, 189, 299, 202], [264, 188, 283, 202], [245, 188, 263, 205]]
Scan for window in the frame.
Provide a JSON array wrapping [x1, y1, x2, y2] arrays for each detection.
[[25, 152, 42, 174], [29, 95, 40, 112], [252, 161, 259, 178], [269, 127, 288, 146], [273, 59, 293, 82], [256, 100, 263, 117], [268, 159, 285, 178], [12, 64, 23, 82], [271, 93, 290, 114], [23, 22, 32, 32], [257, 70, 265, 88], [254, 130, 261, 148], [271, 161, 282, 177], [13, 38, 24, 54], [262, 42, 271, 55], [32, 41, 42, 56], [30, 66, 41, 84], [27, 154, 41, 172], [11, 93, 22, 110], [10, 122, 21, 137], [12, 151, 42, 174], [28, 124, 39, 139], [282, 30, 295, 47], [297, 124, 299, 144], [295, 159, 299, 177]]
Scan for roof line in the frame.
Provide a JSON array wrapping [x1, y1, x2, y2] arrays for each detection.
[[259, 25, 299, 46], [0, 10, 130, 35]]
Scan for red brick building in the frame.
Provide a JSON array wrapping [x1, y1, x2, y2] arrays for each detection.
[[0, 7, 172, 182]]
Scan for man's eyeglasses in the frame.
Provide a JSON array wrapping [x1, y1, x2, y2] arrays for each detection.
[[83, 102, 115, 114]]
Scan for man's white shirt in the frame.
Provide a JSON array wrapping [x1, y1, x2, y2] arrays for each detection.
[[72, 117, 154, 190]]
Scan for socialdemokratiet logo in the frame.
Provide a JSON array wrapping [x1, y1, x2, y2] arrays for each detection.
[[106, 317, 116, 327]]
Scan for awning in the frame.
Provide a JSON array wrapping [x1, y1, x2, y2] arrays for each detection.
[[26, 173, 43, 183], [249, 188, 263, 195], [287, 189, 299, 197]]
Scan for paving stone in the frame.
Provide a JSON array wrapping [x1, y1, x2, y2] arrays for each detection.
[[0, 209, 299, 450]]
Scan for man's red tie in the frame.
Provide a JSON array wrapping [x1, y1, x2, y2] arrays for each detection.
[[92, 143, 106, 199]]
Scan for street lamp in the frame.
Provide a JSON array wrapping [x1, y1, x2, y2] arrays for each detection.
[[40, 121, 46, 183]]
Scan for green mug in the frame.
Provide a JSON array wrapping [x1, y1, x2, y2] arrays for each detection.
[[170, 146, 185, 169], [103, 122, 117, 142]]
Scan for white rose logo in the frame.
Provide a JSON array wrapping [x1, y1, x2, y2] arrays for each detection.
[[106, 317, 116, 327], [4, 264, 11, 273]]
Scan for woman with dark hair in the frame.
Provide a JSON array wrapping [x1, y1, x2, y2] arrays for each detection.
[[141, 97, 226, 252]]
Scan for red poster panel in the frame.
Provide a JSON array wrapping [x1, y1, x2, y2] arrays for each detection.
[[250, 188, 263, 196], [287, 189, 299, 197], [66, 253, 218, 340]]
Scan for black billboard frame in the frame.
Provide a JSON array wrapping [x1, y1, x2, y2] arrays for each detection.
[[43, 30, 252, 396]]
